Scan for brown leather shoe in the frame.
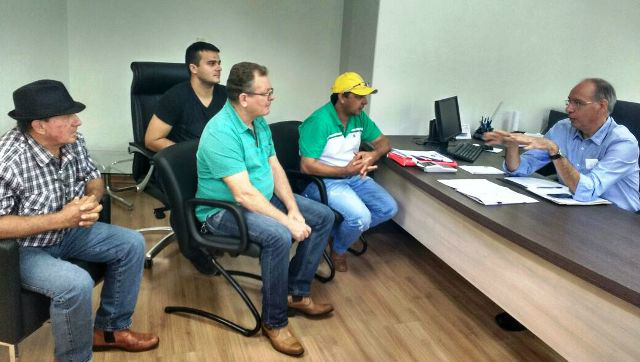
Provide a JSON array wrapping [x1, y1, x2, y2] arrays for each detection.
[[262, 323, 304, 356], [331, 251, 348, 272], [288, 295, 334, 317], [93, 328, 159, 352]]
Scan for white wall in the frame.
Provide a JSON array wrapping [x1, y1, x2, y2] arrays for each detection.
[[0, 0, 69, 134], [4, 1, 639, 146], [65, 0, 343, 151], [369, 0, 640, 135]]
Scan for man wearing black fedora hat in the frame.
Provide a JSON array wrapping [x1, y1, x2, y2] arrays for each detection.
[[0, 80, 159, 362]]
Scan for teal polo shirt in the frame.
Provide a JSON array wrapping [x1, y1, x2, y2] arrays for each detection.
[[196, 101, 276, 221], [299, 102, 381, 167]]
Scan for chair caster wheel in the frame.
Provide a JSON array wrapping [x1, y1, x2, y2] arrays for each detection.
[[154, 210, 166, 219], [144, 259, 153, 269]]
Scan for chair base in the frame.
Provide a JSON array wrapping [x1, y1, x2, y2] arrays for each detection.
[[165, 257, 262, 336], [138, 227, 174, 269], [153, 207, 167, 219], [495, 312, 526, 332], [347, 235, 368, 256], [314, 250, 335, 283], [0, 342, 17, 362]]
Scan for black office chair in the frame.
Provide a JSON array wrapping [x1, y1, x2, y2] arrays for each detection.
[[265, 121, 335, 282], [153, 140, 261, 336], [541, 109, 568, 134], [537, 110, 569, 177], [129, 61, 189, 268], [611, 100, 640, 201], [269, 121, 368, 259], [611, 100, 640, 166], [0, 195, 111, 362]]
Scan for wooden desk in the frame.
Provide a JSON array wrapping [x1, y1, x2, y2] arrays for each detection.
[[375, 136, 640, 361]]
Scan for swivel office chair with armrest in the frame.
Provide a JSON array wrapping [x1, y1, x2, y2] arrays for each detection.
[[129, 61, 189, 268], [269, 121, 368, 263], [0, 195, 111, 362], [611, 100, 640, 168], [537, 110, 569, 177], [153, 140, 261, 336], [267, 121, 335, 282], [610, 100, 640, 208]]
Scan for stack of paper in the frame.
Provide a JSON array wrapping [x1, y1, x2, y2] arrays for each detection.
[[502, 177, 612, 206], [438, 179, 539, 205], [459, 166, 504, 175]]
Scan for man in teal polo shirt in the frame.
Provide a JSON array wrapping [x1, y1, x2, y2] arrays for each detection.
[[299, 72, 398, 272], [196, 62, 335, 357]]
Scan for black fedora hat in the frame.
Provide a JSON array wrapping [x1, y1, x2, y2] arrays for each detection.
[[8, 79, 85, 121]]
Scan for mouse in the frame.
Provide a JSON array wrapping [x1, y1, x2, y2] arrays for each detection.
[[481, 145, 493, 151]]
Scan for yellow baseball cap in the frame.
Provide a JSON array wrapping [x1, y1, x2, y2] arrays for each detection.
[[331, 72, 377, 95]]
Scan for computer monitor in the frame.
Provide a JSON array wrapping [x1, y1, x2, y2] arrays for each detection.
[[434, 96, 462, 144]]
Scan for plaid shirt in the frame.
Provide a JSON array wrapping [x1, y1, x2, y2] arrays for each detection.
[[0, 128, 101, 247]]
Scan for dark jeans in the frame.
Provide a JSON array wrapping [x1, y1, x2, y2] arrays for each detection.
[[205, 194, 334, 328]]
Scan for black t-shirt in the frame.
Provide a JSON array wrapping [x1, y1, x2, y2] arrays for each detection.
[[154, 81, 227, 143]]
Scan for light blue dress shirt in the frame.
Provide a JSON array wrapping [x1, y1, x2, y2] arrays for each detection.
[[506, 117, 640, 212]]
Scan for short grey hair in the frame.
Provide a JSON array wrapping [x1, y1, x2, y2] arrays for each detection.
[[226, 62, 268, 103], [585, 78, 617, 114]]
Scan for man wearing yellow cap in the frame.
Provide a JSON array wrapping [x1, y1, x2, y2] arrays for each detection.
[[298, 72, 397, 272]]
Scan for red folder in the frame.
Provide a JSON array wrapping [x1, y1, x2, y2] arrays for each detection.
[[387, 151, 458, 168], [388, 151, 416, 166]]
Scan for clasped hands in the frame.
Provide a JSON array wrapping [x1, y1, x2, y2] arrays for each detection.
[[346, 151, 378, 178], [285, 209, 311, 242], [60, 195, 103, 228], [483, 130, 559, 154]]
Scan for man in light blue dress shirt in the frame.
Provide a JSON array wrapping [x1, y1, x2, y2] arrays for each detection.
[[484, 78, 640, 212]]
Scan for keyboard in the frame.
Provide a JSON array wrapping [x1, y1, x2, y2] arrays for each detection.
[[447, 143, 483, 163]]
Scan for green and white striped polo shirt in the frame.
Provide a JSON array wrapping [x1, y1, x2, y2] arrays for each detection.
[[299, 102, 382, 167]]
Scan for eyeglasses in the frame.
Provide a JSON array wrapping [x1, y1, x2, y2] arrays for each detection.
[[245, 88, 274, 98], [565, 99, 593, 109], [343, 82, 368, 93]]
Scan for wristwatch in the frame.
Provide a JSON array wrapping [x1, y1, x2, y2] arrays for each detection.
[[549, 148, 564, 160]]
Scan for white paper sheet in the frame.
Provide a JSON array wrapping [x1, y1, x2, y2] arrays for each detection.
[[503, 177, 612, 206], [503, 176, 564, 189], [459, 166, 504, 175], [438, 179, 539, 205]]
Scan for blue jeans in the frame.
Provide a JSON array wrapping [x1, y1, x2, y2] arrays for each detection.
[[303, 176, 398, 254], [19, 222, 145, 362], [204, 194, 334, 328]]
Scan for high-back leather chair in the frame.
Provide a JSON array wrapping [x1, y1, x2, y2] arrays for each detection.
[[153, 140, 262, 336], [129, 61, 189, 268], [0, 196, 110, 362], [269, 121, 367, 260], [611, 100, 640, 163]]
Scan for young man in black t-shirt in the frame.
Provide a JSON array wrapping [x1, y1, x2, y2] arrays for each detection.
[[144, 41, 227, 274], [145, 42, 227, 150]]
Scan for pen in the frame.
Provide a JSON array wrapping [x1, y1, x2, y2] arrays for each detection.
[[548, 193, 573, 199], [536, 186, 563, 189]]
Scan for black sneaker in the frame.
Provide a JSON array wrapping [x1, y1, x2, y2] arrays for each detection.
[[187, 250, 218, 275]]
